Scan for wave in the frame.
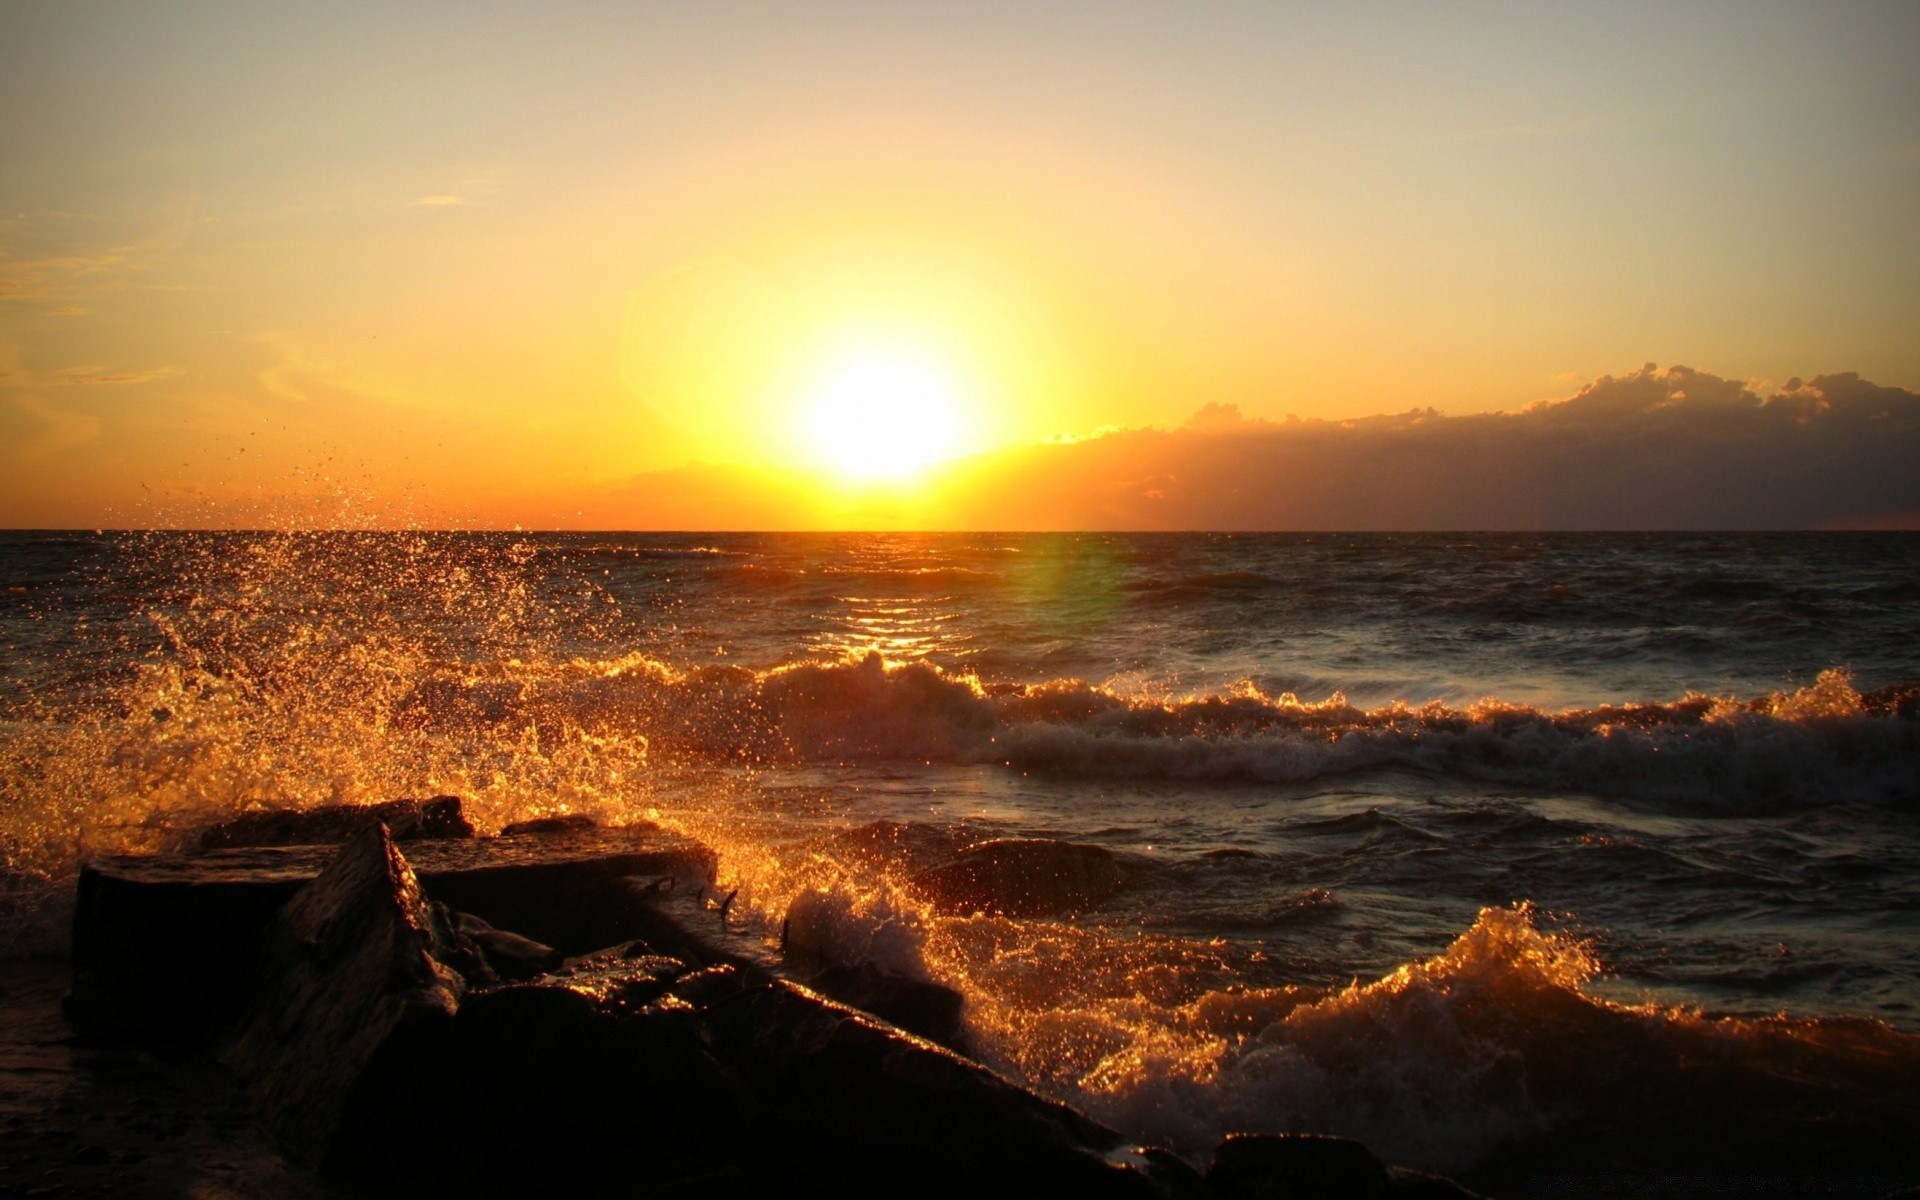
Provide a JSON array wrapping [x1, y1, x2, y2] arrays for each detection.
[[1049, 902, 1920, 1173], [740, 856, 1920, 1174], [7, 644, 1911, 919], [597, 657, 1915, 811]]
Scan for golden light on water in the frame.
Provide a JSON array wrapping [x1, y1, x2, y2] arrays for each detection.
[[801, 351, 968, 481]]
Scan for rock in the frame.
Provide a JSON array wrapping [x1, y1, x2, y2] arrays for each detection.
[[70, 822, 1218, 1195], [701, 979, 1194, 1195], [909, 838, 1124, 917], [1209, 1133, 1389, 1199], [1206, 1133, 1484, 1200], [199, 796, 475, 849], [67, 858, 311, 1039], [815, 819, 966, 872], [499, 814, 601, 837], [68, 823, 714, 1038], [327, 958, 752, 1191], [450, 911, 562, 981], [806, 960, 968, 1052], [219, 825, 467, 1170]]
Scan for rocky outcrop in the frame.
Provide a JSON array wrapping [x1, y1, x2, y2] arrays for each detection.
[[198, 830, 1193, 1194], [65, 812, 1485, 1199], [910, 838, 1124, 916]]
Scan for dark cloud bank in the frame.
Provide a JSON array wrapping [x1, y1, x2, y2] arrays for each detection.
[[601, 365, 1920, 530]]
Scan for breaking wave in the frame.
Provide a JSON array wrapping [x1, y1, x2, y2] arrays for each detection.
[[703, 849, 1920, 1174]]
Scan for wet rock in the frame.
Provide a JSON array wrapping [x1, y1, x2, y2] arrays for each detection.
[[449, 911, 562, 981], [499, 814, 601, 837], [329, 961, 751, 1191], [69, 822, 715, 1037], [703, 979, 1187, 1195], [220, 826, 466, 1170], [199, 797, 475, 849], [806, 960, 968, 1052], [910, 838, 1124, 917], [816, 819, 967, 873], [1207, 1133, 1483, 1200], [68, 861, 309, 1039], [412, 826, 716, 954]]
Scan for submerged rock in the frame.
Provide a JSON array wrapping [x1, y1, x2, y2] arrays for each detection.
[[910, 838, 1124, 917], [1207, 1134, 1483, 1200], [199, 796, 475, 849]]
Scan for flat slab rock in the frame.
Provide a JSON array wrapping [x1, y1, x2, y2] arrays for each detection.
[[68, 823, 717, 1038]]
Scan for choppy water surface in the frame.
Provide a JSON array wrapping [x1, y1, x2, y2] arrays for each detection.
[[3, 531, 1917, 1182]]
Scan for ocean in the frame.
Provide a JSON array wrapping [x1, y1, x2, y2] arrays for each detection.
[[3, 530, 1917, 1185]]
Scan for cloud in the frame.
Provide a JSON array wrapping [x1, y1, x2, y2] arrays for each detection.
[[9, 394, 103, 460], [43, 365, 175, 387], [409, 195, 467, 207], [0, 249, 129, 300], [947, 365, 1920, 530]]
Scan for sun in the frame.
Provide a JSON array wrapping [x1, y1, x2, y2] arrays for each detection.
[[801, 352, 966, 481]]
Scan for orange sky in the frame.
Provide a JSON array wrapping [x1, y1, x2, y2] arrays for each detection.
[[2, 2, 1916, 528]]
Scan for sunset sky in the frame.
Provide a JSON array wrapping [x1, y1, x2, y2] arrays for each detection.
[[2, 1, 1916, 528]]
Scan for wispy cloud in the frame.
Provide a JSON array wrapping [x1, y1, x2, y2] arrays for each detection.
[[409, 194, 468, 207], [43, 364, 176, 387], [9, 394, 103, 460], [0, 248, 130, 300]]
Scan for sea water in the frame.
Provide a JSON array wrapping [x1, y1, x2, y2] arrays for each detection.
[[2, 530, 1916, 1178]]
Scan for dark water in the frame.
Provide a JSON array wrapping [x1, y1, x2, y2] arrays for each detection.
[[3, 530, 1917, 1179]]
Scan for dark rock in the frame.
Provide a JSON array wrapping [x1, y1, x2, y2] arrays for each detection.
[[411, 826, 716, 954], [1385, 1167, 1485, 1199], [329, 960, 752, 1191], [449, 911, 562, 981], [807, 960, 968, 1052], [68, 822, 715, 1038], [67, 859, 310, 1040], [199, 797, 475, 849], [1207, 1133, 1484, 1200], [220, 825, 467, 1169], [815, 818, 967, 873], [702, 979, 1183, 1195], [499, 814, 600, 837], [910, 838, 1124, 917]]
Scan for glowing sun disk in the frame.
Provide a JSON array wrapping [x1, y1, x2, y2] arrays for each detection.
[[803, 354, 964, 480]]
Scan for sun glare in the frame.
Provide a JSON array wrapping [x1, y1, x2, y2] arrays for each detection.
[[802, 353, 966, 481]]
